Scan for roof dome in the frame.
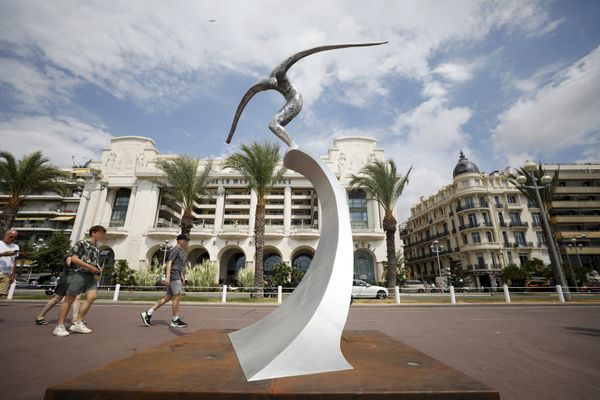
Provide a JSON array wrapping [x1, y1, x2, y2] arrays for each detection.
[[453, 150, 480, 178]]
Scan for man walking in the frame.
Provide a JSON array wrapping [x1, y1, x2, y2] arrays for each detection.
[[35, 255, 82, 325], [52, 225, 106, 337], [0, 230, 19, 298], [141, 234, 189, 328]]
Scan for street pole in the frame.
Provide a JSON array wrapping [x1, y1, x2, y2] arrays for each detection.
[[565, 244, 578, 292], [574, 243, 583, 292], [528, 172, 571, 301]]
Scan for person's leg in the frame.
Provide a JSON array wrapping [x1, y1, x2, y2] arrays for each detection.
[[57, 296, 76, 326], [0, 274, 9, 297], [74, 290, 96, 322], [37, 295, 63, 320], [171, 294, 181, 318], [150, 294, 173, 312], [71, 294, 81, 321]]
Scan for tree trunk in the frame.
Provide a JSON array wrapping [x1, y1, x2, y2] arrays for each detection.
[[0, 202, 19, 237], [254, 200, 265, 288], [383, 212, 398, 288], [180, 211, 193, 236]]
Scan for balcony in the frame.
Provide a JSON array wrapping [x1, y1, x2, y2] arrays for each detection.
[[527, 202, 539, 209], [499, 221, 508, 227], [219, 224, 250, 240], [552, 200, 600, 209], [509, 221, 529, 229], [551, 215, 600, 224], [459, 222, 480, 231], [455, 202, 489, 213], [290, 223, 319, 240], [494, 202, 504, 208], [505, 202, 523, 208], [482, 221, 494, 227], [532, 221, 543, 228]]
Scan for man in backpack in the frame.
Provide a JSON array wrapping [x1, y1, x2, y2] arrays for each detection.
[[52, 225, 106, 337], [141, 234, 189, 328]]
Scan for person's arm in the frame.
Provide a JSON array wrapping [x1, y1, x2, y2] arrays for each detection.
[[70, 255, 100, 274], [165, 260, 172, 286]]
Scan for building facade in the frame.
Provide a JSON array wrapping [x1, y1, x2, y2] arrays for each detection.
[[543, 163, 600, 271], [401, 152, 551, 288], [69, 136, 396, 284]]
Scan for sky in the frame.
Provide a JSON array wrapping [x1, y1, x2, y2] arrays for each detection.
[[0, 0, 599, 221]]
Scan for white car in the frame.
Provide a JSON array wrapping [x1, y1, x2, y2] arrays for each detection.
[[352, 279, 388, 299], [401, 280, 428, 293]]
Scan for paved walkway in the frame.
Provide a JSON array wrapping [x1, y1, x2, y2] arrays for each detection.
[[1, 302, 599, 400]]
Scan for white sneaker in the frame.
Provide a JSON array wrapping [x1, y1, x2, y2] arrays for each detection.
[[69, 321, 92, 334], [52, 325, 70, 337]]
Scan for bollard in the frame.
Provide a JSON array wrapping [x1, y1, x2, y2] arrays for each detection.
[[221, 284, 227, 303], [277, 285, 283, 304], [556, 285, 566, 303], [394, 286, 400, 304], [449, 285, 456, 304], [112, 283, 120, 302], [7, 281, 17, 300], [503, 284, 511, 304]]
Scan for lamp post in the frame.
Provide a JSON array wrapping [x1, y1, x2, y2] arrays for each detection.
[[160, 239, 172, 267], [430, 240, 444, 287], [570, 235, 586, 292], [30, 237, 46, 284], [515, 161, 570, 301], [565, 243, 578, 292]]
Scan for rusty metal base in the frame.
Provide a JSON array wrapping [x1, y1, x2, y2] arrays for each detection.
[[45, 329, 499, 400]]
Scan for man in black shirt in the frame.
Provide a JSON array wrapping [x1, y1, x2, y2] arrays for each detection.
[[141, 234, 189, 328]]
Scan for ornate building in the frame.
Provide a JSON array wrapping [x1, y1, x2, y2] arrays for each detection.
[[400, 152, 551, 288], [70, 136, 397, 284]]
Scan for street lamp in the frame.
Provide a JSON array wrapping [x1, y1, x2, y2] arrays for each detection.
[[570, 235, 587, 291], [515, 161, 571, 301], [73, 172, 107, 241], [160, 239, 172, 267], [430, 240, 445, 286]]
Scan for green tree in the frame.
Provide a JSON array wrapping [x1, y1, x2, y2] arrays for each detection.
[[31, 231, 71, 274], [382, 251, 407, 286], [500, 264, 527, 287], [350, 160, 411, 287], [224, 142, 285, 289], [0, 150, 69, 235], [111, 260, 136, 286], [447, 259, 472, 287], [270, 263, 305, 287], [155, 155, 213, 236]]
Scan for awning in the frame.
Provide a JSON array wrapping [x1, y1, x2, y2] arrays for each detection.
[[14, 217, 47, 221], [51, 216, 75, 221]]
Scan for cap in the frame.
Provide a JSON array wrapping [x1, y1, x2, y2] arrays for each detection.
[[176, 234, 190, 241]]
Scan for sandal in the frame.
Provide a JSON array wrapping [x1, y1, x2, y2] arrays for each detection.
[[35, 318, 48, 325]]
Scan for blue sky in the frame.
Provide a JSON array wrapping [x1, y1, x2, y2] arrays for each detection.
[[0, 0, 599, 220]]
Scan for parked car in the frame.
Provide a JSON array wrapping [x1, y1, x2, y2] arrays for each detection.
[[352, 279, 388, 299], [401, 280, 427, 293], [580, 282, 600, 293], [524, 279, 553, 292]]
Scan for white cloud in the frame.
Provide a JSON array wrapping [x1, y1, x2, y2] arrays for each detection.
[[492, 45, 600, 162], [433, 62, 474, 82], [0, 0, 559, 112], [0, 116, 113, 166]]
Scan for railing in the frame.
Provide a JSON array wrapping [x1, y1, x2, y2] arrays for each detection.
[[7, 282, 596, 305], [459, 222, 479, 230], [509, 221, 529, 228]]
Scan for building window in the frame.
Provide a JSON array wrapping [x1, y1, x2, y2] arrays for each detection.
[[349, 190, 368, 229], [468, 213, 477, 226], [509, 212, 521, 224], [507, 195, 517, 204], [354, 250, 375, 282], [110, 188, 131, 227], [472, 232, 481, 243], [536, 232, 546, 245], [486, 231, 494, 243], [514, 232, 526, 246], [518, 253, 529, 265]]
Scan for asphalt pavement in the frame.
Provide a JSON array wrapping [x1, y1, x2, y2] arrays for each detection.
[[1, 301, 599, 400]]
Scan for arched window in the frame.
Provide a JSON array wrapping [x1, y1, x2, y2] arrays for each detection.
[[263, 252, 282, 280], [292, 251, 313, 272], [354, 250, 374, 282]]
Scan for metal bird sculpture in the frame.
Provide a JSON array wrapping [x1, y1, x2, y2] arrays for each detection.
[[226, 42, 387, 147]]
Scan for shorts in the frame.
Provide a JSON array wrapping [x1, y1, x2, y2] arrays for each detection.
[[54, 273, 68, 296], [166, 280, 183, 296], [0, 274, 11, 296], [66, 271, 97, 296]]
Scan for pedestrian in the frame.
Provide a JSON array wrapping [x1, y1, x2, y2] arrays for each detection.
[[0, 229, 19, 298], [35, 255, 81, 325], [141, 234, 189, 328], [52, 225, 106, 337]]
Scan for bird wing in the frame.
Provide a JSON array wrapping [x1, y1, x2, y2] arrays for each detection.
[[225, 79, 274, 144], [272, 42, 388, 81]]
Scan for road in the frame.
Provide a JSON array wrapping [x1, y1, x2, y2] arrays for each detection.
[[1, 302, 599, 399]]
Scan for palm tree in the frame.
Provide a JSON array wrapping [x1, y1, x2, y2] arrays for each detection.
[[224, 142, 285, 289], [155, 155, 213, 236], [350, 160, 411, 287], [0, 151, 69, 235]]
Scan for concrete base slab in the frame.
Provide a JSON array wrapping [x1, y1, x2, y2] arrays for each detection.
[[45, 329, 499, 399]]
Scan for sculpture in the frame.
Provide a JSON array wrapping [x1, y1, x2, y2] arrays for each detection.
[[226, 42, 387, 148], [226, 42, 387, 382]]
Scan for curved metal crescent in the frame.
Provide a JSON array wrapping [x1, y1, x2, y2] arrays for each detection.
[[272, 41, 388, 80], [225, 42, 387, 145], [229, 146, 354, 381]]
